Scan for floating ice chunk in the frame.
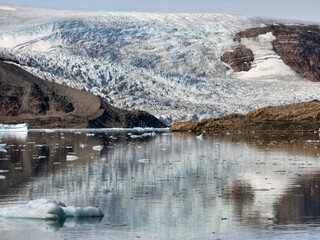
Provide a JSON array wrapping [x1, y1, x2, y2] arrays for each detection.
[[0, 175, 5, 179], [0, 144, 6, 152], [196, 134, 204, 140], [80, 143, 87, 148], [130, 132, 156, 138], [86, 133, 95, 136], [141, 132, 156, 137], [0, 199, 104, 220], [138, 159, 150, 163], [0, 170, 9, 173], [0, 199, 66, 219], [130, 135, 142, 138], [66, 155, 79, 161], [93, 145, 103, 151]]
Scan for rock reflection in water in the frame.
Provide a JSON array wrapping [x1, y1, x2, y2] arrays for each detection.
[[1, 131, 320, 239], [275, 174, 320, 224]]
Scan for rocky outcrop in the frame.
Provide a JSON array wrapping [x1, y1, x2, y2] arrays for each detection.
[[226, 24, 320, 81], [221, 45, 254, 72], [0, 61, 166, 128], [170, 100, 320, 132]]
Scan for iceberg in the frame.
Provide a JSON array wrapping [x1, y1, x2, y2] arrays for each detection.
[[93, 145, 103, 151], [66, 155, 79, 161], [0, 199, 104, 220], [0, 123, 29, 132], [0, 144, 6, 152]]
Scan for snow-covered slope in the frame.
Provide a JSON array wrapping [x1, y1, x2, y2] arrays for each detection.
[[0, 4, 319, 124]]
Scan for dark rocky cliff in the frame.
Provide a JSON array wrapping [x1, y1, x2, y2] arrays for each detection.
[[0, 61, 166, 128], [222, 24, 320, 81]]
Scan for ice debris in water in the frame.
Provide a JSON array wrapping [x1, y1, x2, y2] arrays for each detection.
[[66, 155, 79, 161], [0, 199, 104, 220], [138, 159, 150, 164], [130, 132, 156, 138], [93, 145, 103, 151], [196, 134, 204, 140]]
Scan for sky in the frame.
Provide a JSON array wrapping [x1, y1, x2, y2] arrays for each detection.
[[0, 0, 319, 22]]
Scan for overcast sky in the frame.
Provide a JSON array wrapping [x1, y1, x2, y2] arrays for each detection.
[[0, 0, 319, 22]]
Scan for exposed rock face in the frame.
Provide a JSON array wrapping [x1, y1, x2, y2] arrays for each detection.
[[221, 45, 254, 72], [228, 24, 320, 82], [0, 61, 166, 128], [170, 100, 320, 132]]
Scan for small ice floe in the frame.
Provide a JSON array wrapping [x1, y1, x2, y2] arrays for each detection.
[[0, 144, 6, 152], [138, 159, 150, 164], [0, 199, 104, 220], [196, 134, 204, 140], [130, 132, 156, 138], [93, 145, 103, 151], [80, 144, 87, 148], [86, 133, 95, 137], [66, 155, 79, 161], [0, 175, 6, 179], [0, 170, 9, 173], [142, 132, 156, 137]]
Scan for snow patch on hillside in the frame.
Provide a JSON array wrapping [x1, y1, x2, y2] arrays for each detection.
[[232, 32, 302, 80]]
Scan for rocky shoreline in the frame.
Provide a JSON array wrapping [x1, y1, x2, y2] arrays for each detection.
[[170, 101, 320, 132]]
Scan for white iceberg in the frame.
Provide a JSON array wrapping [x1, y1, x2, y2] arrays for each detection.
[[138, 159, 150, 164], [0, 199, 104, 220], [0, 144, 6, 152], [66, 155, 79, 161], [93, 145, 103, 151], [196, 134, 204, 140]]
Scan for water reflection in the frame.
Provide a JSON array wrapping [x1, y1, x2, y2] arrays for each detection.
[[1, 131, 320, 239], [275, 173, 320, 224]]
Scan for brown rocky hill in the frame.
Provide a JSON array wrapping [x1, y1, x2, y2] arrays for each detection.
[[222, 24, 320, 82], [0, 61, 166, 128], [170, 101, 320, 132]]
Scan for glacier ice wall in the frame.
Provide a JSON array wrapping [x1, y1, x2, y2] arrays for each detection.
[[0, 5, 319, 125]]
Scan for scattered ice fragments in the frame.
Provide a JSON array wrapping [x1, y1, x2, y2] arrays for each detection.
[[138, 159, 150, 164], [93, 145, 103, 151], [130, 132, 156, 138], [0, 199, 104, 220], [196, 134, 204, 140], [66, 155, 79, 161]]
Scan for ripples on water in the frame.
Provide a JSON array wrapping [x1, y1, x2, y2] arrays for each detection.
[[1, 130, 320, 239]]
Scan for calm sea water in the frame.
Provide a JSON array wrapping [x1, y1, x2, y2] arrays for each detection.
[[1, 130, 320, 240]]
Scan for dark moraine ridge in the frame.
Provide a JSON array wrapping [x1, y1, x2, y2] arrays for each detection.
[[0, 61, 166, 128], [222, 24, 320, 81], [170, 100, 320, 132]]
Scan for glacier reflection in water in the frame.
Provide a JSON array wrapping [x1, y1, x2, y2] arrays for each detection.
[[1, 131, 320, 239]]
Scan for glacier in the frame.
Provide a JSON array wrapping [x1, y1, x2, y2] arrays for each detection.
[[0, 4, 319, 125]]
